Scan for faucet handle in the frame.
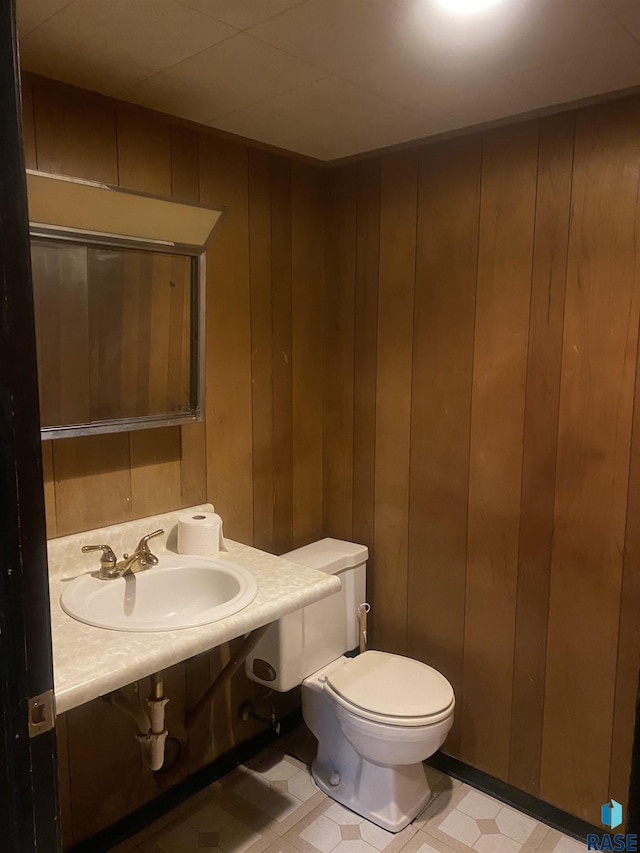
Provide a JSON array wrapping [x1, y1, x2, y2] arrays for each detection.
[[136, 529, 164, 553], [82, 544, 119, 578], [81, 544, 117, 567]]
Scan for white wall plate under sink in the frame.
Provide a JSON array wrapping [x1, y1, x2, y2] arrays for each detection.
[[60, 555, 258, 632]]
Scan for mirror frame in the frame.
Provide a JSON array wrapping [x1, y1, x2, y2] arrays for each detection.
[[26, 171, 225, 440]]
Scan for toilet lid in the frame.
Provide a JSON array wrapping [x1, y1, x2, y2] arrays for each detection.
[[325, 651, 454, 724]]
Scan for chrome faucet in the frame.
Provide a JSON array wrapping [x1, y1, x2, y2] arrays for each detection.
[[82, 529, 164, 580]]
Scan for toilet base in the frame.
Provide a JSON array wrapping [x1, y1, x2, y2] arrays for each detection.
[[302, 657, 451, 833], [311, 753, 432, 833]]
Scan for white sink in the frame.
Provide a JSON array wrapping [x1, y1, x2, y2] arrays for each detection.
[[60, 554, 258, 632]]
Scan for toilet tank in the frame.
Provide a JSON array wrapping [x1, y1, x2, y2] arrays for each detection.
[[245, 538, 368, 692]]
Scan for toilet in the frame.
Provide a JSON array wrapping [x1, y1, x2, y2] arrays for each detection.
[[245, 538, 455, 833]]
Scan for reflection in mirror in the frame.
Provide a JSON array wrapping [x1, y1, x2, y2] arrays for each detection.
[[26, 170, 225, 439], [32, 237, 196, 434]]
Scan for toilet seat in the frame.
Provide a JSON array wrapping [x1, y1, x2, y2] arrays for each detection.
[[324, 650, 455, 727]]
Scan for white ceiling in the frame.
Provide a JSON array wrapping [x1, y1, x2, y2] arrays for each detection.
[[16, 0, 640, 161]]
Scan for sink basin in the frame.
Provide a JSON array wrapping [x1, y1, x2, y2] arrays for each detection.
[[60, 554, 258, 632]]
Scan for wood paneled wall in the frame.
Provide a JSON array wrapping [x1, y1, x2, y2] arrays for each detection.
[[22, 74, 323, 846], [323, 96, 640, 825], [23, 74, 324, 549], [23, 71, 640, 835]]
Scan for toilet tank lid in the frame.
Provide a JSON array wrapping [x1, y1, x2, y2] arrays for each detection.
[[281, 538, 368, 575]]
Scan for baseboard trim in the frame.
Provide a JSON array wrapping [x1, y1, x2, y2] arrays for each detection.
[[426, 752, 601, 843], [69, 709, 304, 853]]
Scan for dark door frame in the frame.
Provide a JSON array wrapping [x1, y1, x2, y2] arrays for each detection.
[[628, 675, 640, 833], [0, 0, 60, 849]]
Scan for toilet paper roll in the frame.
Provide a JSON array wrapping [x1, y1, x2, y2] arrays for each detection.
[[177, 512, 228, 556]]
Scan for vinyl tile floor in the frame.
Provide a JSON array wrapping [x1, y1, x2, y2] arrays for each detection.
[[109, 732, 586, 853]]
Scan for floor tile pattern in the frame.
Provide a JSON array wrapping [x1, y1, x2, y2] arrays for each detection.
[[111, 736, 587, 853]]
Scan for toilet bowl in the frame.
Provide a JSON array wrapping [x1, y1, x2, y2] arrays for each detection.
[[302, 652, 454, 832], [245, 538, 455, 833]]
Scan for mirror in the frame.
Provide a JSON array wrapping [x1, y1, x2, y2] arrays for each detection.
[[32, 238, 196, 431], [26, 170, 225, 439]]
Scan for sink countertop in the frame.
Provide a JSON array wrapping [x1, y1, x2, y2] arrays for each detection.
[[48, 505, 341, 714]]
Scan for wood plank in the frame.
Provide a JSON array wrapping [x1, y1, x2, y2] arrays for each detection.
[[509, 113, 575, 794], [55, 247, 91, 426], [462, 122, 538, 778], [41, 441, 57, 539], [112, 249, 173, 421], [146, 253, 176, 415], [129, 426, 182, 519], [352, 158, 380, 558], [152, 253, 191, 416], [66, 693, 143, 842], [323, 166, 357, 540], [210, 644, 234, 757], [53, 433, 132, 536], [291, 161, 325, 548], [540, 99, 640, 822], [185, 652, 214, 775], [20, 74, 37, 169], [87, 246, 126, 421], [117, 112, 169, 420], [170, 268, 192, 411], [56, 713, 73, 850], [116, 108, 172, 195], [31, 242, 63, 428], [248, 148, 274, 551], [373, 150, 418, 655], [170, 125, 199, 202], [408, 136, 481, 755], [270, 156, 293, 555], [169, 125, 208, 505], [180, 423, 208, 506], [31, 241, 90, 427], [121, 252, 151, 417], [199, 135, 254, 544], [32, 79, 118, 182], [116, 107, 183, 517]]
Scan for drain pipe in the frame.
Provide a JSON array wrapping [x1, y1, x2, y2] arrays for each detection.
[[104, 672, 169, 771], [141, 672, 169, 771], [186, 625, 271, 729]]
